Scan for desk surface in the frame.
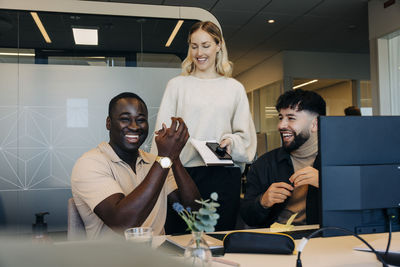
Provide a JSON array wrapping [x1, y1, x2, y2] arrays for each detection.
[[157, 230, 400, 267], [220, 232, 399, 267]]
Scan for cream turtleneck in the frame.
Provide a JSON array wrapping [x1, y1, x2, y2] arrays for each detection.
[[277, 131, 318, 225]]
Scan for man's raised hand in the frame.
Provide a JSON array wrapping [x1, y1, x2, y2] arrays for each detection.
[[155, 117, 189, 161]]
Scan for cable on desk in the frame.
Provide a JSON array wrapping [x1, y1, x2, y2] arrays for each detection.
[[384, 207, 398, 256], [385, 219, 392, 256], [295, 226, 388, 267]]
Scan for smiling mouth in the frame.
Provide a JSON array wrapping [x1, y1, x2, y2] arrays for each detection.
[[125, 134, 140, 143], [281, 132, 294, 142], [196, 57, 208, 64]]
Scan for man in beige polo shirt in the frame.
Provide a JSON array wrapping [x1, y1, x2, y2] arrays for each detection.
[[71, 92, 200, 239]]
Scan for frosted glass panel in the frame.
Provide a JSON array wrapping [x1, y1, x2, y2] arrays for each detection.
[[0, 63, 179, 231], [0, 63, 180, 191], [0, 7, 197, 234], [258, 81, 283, 152], [67, 98, 89, 128]]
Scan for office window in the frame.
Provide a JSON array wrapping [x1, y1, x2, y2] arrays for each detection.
[[258, 81, 282, 152], [388, 31, 400, 115], [0, 10, 195, 67], [360, 80, 372, 107]]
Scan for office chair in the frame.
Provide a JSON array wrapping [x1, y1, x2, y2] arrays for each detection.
[[67, 198, 86, 241], [237, 133, 268, 230]]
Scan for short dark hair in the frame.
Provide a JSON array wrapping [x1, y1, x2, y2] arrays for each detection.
[[275, 89, 326, 116], [108, 92, 147, 117], [344, 106, 361, 116]]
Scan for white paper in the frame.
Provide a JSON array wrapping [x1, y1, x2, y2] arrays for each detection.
[[190, 138, 234, 166]]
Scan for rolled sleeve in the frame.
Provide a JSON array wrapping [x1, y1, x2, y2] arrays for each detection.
[[71, 156, 123, 211]]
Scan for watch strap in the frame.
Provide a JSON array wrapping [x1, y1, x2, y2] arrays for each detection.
[[155, 156, 172, 169]]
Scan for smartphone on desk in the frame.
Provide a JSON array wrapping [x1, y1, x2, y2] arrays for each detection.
[[206, 142, 232, 160]]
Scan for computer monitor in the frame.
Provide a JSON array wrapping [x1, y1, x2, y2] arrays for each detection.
[[318, 116, 400, 237]]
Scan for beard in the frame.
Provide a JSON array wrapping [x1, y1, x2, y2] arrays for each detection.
[[281, 130, 310, 153]]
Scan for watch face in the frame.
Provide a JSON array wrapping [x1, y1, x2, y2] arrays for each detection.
[[160, 157, 171, 168]]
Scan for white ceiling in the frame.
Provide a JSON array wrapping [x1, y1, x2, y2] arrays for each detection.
[[87, 0, 370, 77]]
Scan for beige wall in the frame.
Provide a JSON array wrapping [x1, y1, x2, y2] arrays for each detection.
[[235, 52, 284, 92], [315, 81, 353, 116], [369, 0, 400, 39]]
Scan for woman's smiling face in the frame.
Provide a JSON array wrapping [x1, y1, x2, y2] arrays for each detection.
[[189, 29, 220, 75]]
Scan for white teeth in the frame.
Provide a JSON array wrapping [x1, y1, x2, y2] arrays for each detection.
[[282, 133, 292, 137], [126, 134, 138, 138]]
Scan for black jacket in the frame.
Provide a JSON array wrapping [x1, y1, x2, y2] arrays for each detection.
[[240, 147, 320, 227]]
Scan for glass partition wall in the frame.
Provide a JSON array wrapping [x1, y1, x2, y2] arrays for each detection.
[[248, 78, 372, 154], [0, 8, 197, 234], [387, 31, 400, 115], [247, 81, 283, 154]]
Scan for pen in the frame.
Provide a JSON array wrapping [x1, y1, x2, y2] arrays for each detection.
[[212, 257, 240, 267]]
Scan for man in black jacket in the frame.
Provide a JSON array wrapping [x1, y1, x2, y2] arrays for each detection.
[[240, 89, 326, 227]]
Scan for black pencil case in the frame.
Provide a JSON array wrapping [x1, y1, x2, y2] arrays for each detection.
[[223, 231, 295, 254]]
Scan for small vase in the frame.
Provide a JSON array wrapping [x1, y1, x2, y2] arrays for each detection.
[[184, 231, 212, 267]]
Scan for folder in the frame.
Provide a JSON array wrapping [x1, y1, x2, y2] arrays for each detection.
[[190, 138, 234, 166]]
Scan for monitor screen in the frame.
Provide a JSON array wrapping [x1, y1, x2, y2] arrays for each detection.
[[318, 116, 400, 236]]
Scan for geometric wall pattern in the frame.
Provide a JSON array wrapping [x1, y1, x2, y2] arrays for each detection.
[[0, 63, 179, 231], [0, 105, 159, 191]]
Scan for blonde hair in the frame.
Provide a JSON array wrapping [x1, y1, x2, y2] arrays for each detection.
[[181, 21, 233, 77]]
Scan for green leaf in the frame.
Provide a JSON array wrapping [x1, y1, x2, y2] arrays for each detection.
[[194, 221, 206, 231], [202, 202, 220, 209], [210, 192, 218, 201], [210, 214, 220, 220], [203, 225, 215, 232], [198, 207, 216, 215], [173, 193, 220, 233], [196, 215, 217, 226], [209, 202, 220, 208]]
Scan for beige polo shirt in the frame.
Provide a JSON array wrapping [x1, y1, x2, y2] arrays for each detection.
[[71, 142, 177, 239]]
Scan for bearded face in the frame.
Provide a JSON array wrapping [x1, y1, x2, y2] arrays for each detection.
[[278, 107, 317, 153], [280, 127, 310, 152]]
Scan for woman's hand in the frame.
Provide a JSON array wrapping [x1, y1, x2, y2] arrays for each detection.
[[219, 138, 232, 155]]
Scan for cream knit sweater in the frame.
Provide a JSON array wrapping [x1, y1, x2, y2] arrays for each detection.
[[151, 75, 257, 171]]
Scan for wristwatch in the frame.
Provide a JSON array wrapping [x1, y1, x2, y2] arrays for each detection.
[[155, 156, 173, 169]]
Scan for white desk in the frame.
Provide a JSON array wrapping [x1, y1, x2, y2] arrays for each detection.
[[219, 232, 400, 267], [157, 231, 400, 267]]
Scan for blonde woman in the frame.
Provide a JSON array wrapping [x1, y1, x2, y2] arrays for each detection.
[[152, 21, 256, 232]]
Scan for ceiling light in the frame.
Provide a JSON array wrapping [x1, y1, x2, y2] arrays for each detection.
[[165, 20, 184, 47], [72, 28, 98, 46], [267, 19, 275, 24], [0, 52, 35, 57], [86, 56, 106, 59], [293, 79, 318, 89], [30, 12, 52, 44]]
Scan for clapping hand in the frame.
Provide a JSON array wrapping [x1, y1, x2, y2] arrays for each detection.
[[155, 117, 189, 161]]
